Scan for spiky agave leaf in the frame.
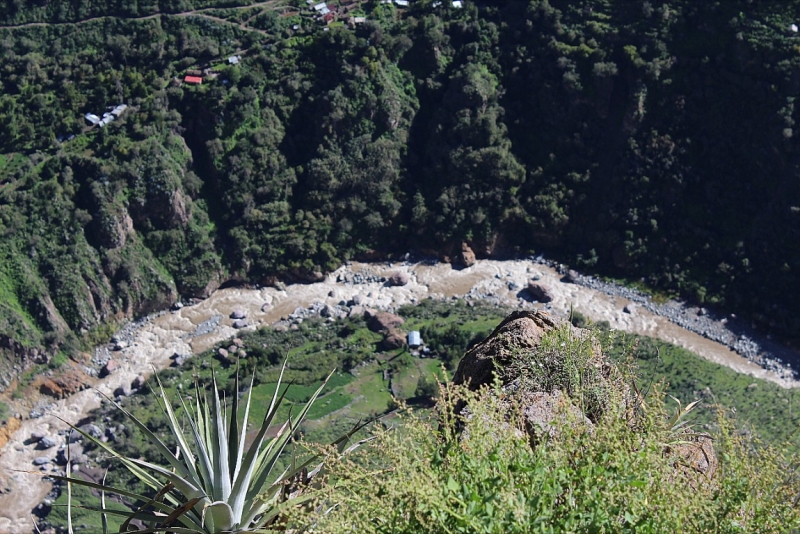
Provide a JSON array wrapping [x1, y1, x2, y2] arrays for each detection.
[[56, 359, 366, 533]]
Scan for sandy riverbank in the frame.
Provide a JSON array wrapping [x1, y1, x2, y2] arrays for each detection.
[[0, 258, 797, 533]]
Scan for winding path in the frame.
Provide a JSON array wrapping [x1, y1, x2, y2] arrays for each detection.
[[0, 1, 284, 36]]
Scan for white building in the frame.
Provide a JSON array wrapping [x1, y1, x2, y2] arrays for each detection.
[[84, 113, 100, 125], [110, 104, 127, 117], [408, 331, 422, 347]]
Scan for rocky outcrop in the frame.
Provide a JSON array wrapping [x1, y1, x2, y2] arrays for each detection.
[[450, 310, 716, 484], [37, 369, 90, 399], [459, 243, 476, 268], [452, 311, 559, 391]]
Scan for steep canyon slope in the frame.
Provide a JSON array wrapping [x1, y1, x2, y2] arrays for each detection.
[[2, 0, 800, 386]]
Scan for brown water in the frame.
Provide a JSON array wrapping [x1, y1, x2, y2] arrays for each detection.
[[0, 259, 796, 533]]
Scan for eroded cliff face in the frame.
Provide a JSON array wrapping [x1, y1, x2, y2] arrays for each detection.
[[0, 133, 217, 393]]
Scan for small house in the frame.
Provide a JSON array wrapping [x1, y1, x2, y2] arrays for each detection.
[[313, 2, 327, 10], [227, 55, 240, 65], [408, 331, 422, 348], [85, 113, 101, 125], [452, 0, 462, 7], [791, 23, 799, 33], [110, 104, 127, 117], [395, 0, 409, 6], [184, 75, 203, 85], [98, 114, 115, 127], [323, 11, 335, 22]]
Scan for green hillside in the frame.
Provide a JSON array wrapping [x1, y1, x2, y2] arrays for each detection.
[[2, 0, 800, 378]]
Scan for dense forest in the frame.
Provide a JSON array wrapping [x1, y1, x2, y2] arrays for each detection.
[[2, 0, 800, 378]]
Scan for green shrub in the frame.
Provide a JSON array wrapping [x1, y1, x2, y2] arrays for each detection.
[[308, 316, 800, 534], [311, 383, 800, 533]]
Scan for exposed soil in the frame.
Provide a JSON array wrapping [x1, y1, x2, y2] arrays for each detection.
[[0, 259, 797, 533]]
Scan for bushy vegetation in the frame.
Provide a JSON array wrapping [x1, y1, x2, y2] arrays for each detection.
[[309, 321, 800, 533], [312, 384, 800, 533], [45, 302, 800, 532], [2, 0, 800, 377]]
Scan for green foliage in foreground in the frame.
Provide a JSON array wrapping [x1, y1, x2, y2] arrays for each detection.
[[603, 331, 800, 449], [57, 365, 364, 533], [313, 387, 800, 532], [48, 303, 800, 532]]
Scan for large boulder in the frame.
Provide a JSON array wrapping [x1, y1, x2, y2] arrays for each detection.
[[459, 242, 477, 268], [527, 281, 554, 303], [387, 271, 410, 287], [367, 311, 405, 333], [453, 311, 559, 392], [380, 328, 407, 351]]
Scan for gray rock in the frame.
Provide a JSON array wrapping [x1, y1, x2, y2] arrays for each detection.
[[80, 424, 102, 439], [320, 304, 334, 318], [388, 271, 410, 287], [230, 310, 247, 320], [31, 431, 46, 442], [351, 294, 363, 306], [33, 457, 50, 466], [217, 348, 229, 359], [563, 269, 580, 283], [348, 305, 365, 318], [232, 319, 248, 329], [527, 281, 554, 303], [131, 375, 146, 390], [40, 436, 58, 449], [623, 304, 636, 314], [520, 389, 594, 445], [113, 385, 132, 397]]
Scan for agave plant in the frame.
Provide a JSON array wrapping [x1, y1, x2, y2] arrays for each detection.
[[53, 361, 367, 533]]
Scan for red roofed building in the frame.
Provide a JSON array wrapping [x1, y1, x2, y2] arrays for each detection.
[[184, 75, 203, 84], [323, 11, 335, 22]]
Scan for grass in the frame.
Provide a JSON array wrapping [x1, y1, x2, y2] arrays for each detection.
[[58, 299, 800, 533]]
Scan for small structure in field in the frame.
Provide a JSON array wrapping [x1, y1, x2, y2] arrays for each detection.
[[408, 331, 422, 348]]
